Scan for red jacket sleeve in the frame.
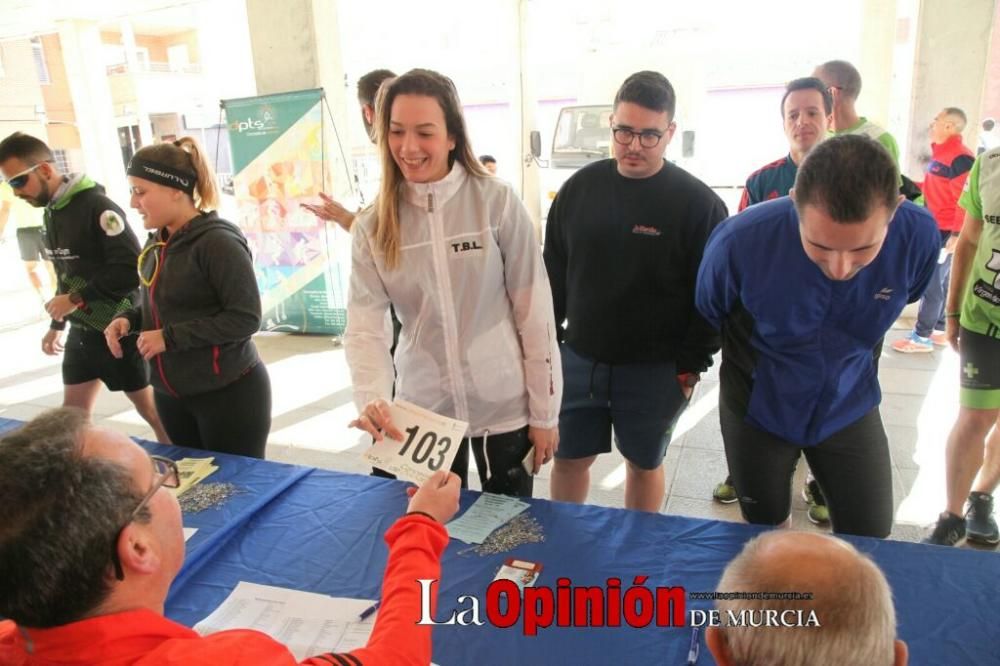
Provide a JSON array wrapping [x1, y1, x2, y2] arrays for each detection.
[[302, 513, 449, 666]]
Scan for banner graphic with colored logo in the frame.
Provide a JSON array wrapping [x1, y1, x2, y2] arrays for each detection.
[[222, 89, 346, 335]]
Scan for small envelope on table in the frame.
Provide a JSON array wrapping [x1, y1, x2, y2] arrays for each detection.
[[494, 558, 542, 590]]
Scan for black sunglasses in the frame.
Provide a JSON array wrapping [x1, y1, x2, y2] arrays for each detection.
[[5, 163, 43, 189]]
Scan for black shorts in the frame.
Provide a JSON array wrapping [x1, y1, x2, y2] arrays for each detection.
[[16, 226, 47, 261], [62, 326, 150, 392], [959, 326, 1000, 409]]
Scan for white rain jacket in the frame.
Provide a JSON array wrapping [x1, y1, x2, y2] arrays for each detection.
[[345, 162, 562, 436]]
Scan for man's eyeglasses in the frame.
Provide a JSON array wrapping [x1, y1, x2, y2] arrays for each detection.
[[611, 126, 671, 149], [110, 455, 180, 581], [5, 163, 43, 189]]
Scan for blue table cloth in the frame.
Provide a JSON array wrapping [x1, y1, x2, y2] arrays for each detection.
[[2, 417, 998, 665], [163, 466, 1000, 666]]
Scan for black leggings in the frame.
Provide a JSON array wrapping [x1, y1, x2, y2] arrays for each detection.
[[720, 400, 893, 538], [373, 426, 534, 497], [153, 363, 272, 459]]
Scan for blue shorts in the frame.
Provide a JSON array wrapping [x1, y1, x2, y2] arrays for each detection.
[[556, 343, 689, 470]]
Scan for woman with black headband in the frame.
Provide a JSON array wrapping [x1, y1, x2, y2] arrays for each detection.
[[103, 137, 271, 458]]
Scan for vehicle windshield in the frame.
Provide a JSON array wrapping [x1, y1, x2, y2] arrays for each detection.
[[551, 105, 612, 167]]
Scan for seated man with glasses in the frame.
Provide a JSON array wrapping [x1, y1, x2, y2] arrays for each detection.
[[0, 408, 460, 665], [544, 71, 728, 512]]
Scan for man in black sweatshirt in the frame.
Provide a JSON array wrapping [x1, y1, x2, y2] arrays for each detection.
[[0, 133, 168, 443], [544, 72, 727, 512]]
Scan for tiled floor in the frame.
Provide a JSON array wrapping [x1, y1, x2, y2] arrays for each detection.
[[0, 292, 994, 550]]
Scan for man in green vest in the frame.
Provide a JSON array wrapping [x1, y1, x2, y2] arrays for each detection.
[[814, 60, 900, 164], [924, 147, 1000, 547]]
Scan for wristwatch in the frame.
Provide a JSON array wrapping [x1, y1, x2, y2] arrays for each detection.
[[68, 292, 85, 306]]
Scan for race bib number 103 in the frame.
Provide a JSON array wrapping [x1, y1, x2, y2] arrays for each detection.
[[361, 400, 469, 484]]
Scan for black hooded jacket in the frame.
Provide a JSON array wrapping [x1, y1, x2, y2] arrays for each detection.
[[44, 174, 141, 332], [124, 211, 262, 397]]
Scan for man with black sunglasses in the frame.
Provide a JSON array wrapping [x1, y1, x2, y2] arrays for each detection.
[[0, 408, 460, 664], [544, 71, 728, 512], [0, 133, 167, 443]]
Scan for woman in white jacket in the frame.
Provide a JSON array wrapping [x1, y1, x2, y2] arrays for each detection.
[[345, 69, 561, 497]]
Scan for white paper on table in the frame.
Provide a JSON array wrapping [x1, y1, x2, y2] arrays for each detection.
[[182, 527, 198, 542], [361, 400, 468, 484], [446, 493, 530, 544], [194, 582, 377, 660]]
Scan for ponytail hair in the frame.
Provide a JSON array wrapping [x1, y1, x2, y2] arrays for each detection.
[[132, 137, 219, 210]]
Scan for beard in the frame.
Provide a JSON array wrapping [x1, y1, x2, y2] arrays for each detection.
[[21, 179, 51, 207]]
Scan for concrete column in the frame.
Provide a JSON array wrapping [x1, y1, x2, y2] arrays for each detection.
[[120, 18, 139, 71], [892, 0, 923, 169], [55, 20, 130, 208], [136, 111, 155, 148], [859, 0, 898, 131], [905, 0, 996, 175], [515, 0, 542, 232], [244, 0, 349, 199], [975, 2, 1000, 140], [119, 19, 155, 148], [195, 0, 257, 103]]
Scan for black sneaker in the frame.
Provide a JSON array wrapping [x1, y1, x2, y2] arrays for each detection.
[[923, 512, 966, 546], [966, 492, 1000, 546]]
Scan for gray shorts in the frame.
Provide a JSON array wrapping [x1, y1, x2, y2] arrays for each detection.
[[16, 226, 46, 262]]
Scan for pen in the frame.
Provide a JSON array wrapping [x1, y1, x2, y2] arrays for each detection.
[[686, 625, 700, 665], [358, 600, 380, 621]]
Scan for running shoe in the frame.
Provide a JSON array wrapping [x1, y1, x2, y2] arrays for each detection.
[[929, 330, 949, 347], [802, 479, 830, 525], [712, 476, 738, 504], [890, 331, 933, 354], [923, 511, 966, 546], [966, 492, 999, 546]]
